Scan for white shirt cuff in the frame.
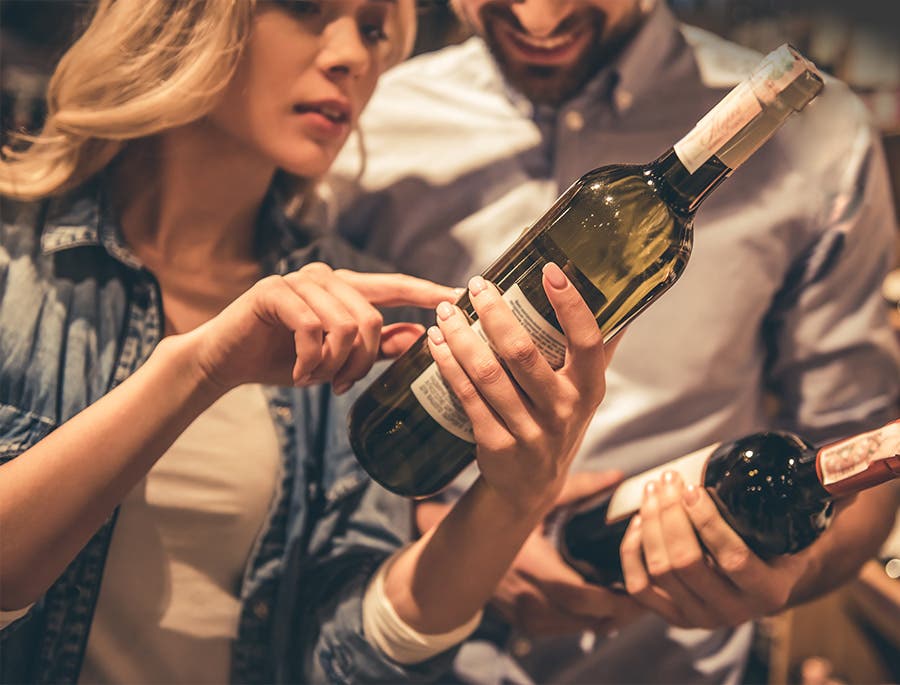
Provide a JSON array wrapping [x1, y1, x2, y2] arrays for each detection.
[[362, 554, 482, 664]]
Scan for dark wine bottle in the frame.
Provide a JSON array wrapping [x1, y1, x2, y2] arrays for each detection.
[[349, 45, 825, 498], [556, 420, 900, 589]]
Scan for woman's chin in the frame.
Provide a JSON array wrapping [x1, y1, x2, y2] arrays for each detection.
[[275, 148, 340, 180]]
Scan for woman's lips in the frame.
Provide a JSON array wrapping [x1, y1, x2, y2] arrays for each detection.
[[292, 103, 351, 139]]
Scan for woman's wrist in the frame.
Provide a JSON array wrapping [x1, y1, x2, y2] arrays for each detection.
[[151, 332, 229, 411], [477, 474, 562, 527]]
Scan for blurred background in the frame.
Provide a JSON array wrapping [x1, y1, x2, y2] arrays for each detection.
[[1, 1, 898, 683]]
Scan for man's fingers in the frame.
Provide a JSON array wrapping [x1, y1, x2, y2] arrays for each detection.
[[682, 485, 771, 598], [619, 515, 684, 625]]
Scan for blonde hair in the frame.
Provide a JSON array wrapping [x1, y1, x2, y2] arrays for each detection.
[[0, 0, 416, 201]]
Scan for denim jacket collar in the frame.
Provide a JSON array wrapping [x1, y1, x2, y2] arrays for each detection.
[[37, 179, 314, 276]]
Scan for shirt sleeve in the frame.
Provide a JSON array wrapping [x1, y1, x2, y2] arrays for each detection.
[[287, 384, 461, 684], [291, 482, 461, 684], [764, 120, 900, 444]]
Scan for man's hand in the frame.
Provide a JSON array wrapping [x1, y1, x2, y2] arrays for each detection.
[[491, 472, 644, 637], [619, 471, 811, 628]]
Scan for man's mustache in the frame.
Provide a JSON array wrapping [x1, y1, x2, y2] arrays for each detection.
[[478, 2, 607, 39]]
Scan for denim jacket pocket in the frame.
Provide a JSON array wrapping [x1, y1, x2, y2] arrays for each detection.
[[0, 403, 55, 463]]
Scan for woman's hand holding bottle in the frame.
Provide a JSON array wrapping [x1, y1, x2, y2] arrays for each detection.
[[381, 263, 621, 637], [184, 263, 458, 395], [425, 262, 617, 516]]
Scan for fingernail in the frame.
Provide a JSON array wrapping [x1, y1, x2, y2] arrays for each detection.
[[633, 515, 641, 528], [453, 287, 466, 299], [683, 484, 700, 506], [543, 262, 568, 290], [333, 381, 350, 395], [644, 480, 656, 495], [436, 301, 454, 320], [427, 325, 445, 344], [468, 275, 488, 296], [662, 470, 680, 485]]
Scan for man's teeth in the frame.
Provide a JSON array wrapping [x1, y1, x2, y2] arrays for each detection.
[[515, 33, 577, 51]]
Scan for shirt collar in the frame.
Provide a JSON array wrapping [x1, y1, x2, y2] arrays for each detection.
[[40, 179, 143, 270], [38, 177, 310, 274], [607, 0, 686, 114]]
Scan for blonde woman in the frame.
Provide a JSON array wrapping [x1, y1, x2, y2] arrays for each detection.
[[0, 0, 616, 682]]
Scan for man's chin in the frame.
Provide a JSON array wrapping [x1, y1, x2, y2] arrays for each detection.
[[502, 63, 591, 107]]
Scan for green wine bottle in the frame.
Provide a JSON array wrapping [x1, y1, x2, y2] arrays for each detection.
[[350, 45, 825, 498]]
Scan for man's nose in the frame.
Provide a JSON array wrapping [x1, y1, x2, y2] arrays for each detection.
[[509, 0, 573, 37]]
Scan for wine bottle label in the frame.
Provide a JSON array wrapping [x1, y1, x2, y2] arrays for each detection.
[[605, 443, 719, 523], [673, 45, 819, 175], [410, 283, 568, 443], [817, 420, 900, 495], [673, 81, 762, 174]]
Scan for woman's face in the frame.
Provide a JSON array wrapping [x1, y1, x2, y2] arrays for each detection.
[[208, 0, 412, 179]]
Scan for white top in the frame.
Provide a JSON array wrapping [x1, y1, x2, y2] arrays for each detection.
[[78, 384, 281, 685]]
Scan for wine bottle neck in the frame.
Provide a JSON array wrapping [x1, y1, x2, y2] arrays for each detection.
[[649, 149, 730, 215], [816, 420, 900, 498], [660, 45, 823, 214]]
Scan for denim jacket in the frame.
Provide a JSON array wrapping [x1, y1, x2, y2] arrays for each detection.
[[0, 182, 453, 684]]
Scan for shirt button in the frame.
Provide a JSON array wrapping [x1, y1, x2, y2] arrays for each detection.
[[563, 110, 585, 132], [253, 601, 269, 620], [510, 636, 532, 657], [615, 89, 634, 111]]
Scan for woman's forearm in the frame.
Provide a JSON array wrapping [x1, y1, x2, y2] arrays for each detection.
[[383, 476, 545, 634], [0, 333, 220, 610]]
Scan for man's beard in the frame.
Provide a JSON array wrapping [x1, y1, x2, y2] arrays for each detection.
[[480, 4, 642, 106]]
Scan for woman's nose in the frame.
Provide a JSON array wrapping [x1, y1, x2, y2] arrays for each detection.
[[510, 0, 573, 37], [319, 17, 370, 79]]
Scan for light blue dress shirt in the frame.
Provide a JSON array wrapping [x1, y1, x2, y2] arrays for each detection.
[[322, 3, 900, 683]]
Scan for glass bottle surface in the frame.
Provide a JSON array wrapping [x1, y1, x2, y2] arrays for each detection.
[[558, 432, 834, 588], [350, 161, 693, 497], [560, 421, 900, 588], [350, 44, 824, 498]]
